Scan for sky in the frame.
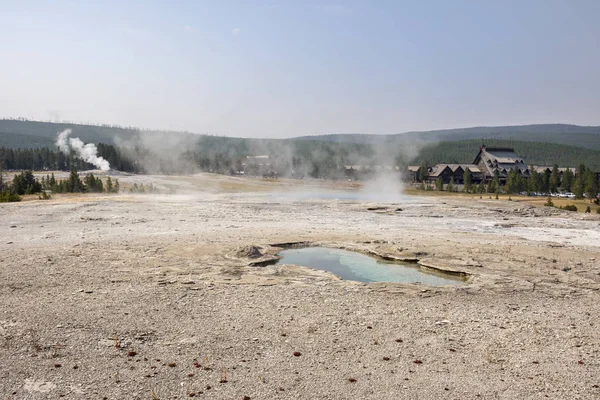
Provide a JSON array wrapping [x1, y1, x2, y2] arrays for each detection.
[[1, 0, 599, 138]]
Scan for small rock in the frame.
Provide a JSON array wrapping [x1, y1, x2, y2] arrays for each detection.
[[236, 245, 263, 259]]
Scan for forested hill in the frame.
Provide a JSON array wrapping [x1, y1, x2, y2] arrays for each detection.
[[2, 119, 600, 151], [295, 124, 600, 150], [0, 119, 197, 149], [414, 139, 600, 170], [0, 119, 140, 147], [2, 119, 600, 172]]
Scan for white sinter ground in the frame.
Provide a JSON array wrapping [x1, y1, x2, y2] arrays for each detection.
[[1, 173, 599, 399]]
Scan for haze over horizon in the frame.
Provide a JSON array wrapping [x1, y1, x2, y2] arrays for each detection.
[[2, 0, 599, 138]]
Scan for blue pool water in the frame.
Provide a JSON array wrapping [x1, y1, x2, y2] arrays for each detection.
[[276, 247, 465, 285]]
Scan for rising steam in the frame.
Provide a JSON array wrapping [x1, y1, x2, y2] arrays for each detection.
[[56, 129, 110, 171], [360, 171, 406, 202]]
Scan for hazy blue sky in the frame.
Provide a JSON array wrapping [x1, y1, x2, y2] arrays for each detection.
[[1, 0, 599, 137]]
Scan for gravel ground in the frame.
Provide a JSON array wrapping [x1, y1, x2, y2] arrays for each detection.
[[1, 173, 600, 399]]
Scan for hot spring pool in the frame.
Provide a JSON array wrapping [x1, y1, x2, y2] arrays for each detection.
[[276, 247, 465, 285]]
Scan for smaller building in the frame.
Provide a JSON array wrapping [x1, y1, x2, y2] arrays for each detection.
[[530, 166, 578, 177], [426, 164, 482, 184], [407, 166, 422, 182]]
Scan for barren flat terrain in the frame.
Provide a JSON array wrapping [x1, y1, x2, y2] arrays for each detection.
[[2, 173, 600, 399]]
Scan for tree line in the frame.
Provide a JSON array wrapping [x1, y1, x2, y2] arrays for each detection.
[[2, 136, 600, 182], [425, 163, 598, 200], [0, 169, 120, 202], [0, 144, 141, 173]]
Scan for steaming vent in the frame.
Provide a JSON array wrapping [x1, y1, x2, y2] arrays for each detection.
[[55, 129, 111, 171]]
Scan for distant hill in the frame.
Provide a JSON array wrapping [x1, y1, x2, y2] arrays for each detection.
[[295, 124, 600, 150], [0, 119, 146, 147], [414, 139, 600, 170], [0, 131, 55, 148], [1, 119, 600, 171], [3, 119, 600, 149]]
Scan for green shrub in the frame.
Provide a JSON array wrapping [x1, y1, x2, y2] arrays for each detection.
[[38, 191, 51, 200], [597, 207, 600, 214], [0, 190, 21, 202], [563, 204, 578, 212], [544, 197, 554, 207], [585, 205, 591, 213]]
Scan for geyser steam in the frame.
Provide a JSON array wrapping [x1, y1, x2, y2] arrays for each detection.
[[360, 171, 406, 202], [56, 129, 110, 171]]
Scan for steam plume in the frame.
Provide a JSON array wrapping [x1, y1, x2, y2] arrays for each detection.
[[56, 129, 111, 171]]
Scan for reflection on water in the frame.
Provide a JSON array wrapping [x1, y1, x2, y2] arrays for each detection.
[[276, 247, 465, 285]]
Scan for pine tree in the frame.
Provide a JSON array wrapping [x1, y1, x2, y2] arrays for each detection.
[[529, 170, 539, 193], [95, 177, 104, 192], [488, 179, 496, 194], [573, 174, 584, 199], [549, 165, 560, 193], [488, 170, 500, 193], [541, 169, 551, 193], [584, 169, 598, 201], [68, 168, 84, 193], [106, 176, 113, 193], [418, 161, 429, 182], [506, 169, 517, 194], [562, 169, 574, 192], [463, 168, 472, 193], [572, 164, 586, 199]]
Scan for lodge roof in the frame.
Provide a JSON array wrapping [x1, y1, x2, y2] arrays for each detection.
[[427, 164, 481, 177], [474, 145, 528, 176]]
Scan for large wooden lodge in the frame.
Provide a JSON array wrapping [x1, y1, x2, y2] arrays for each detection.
[[408, 145, 575, 184]]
